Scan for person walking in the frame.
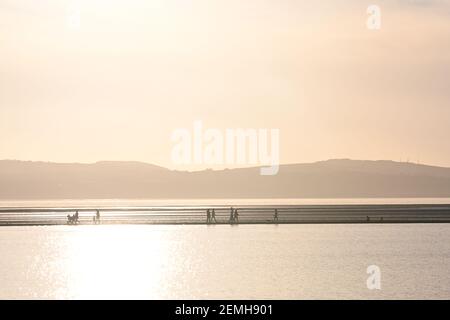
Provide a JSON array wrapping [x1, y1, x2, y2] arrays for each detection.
[[234, 209, 239, 223], [274, 209, 278, 222], [211, 209, 217, 223], [229, 207, 234, 223], [206, 209, 211, 224], [95, 209, 100, 224]]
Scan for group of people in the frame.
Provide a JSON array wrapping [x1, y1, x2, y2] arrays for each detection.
[[67, 210, 101, 225], [67, 211, 79, 224], [229, 207, 239, 223], [205, 207, 239, 224], [206, 207, 279, 224], [206, 209, 217, 224], [67, 207, 280, 225]]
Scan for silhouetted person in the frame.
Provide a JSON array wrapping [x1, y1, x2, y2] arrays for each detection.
[[75, 210, 79, 223], [206, 209, 211, 224], [96, 209, 100, 224], [229, 207, 234, 223], [366, 216, 370, 222], [211, 209, 217, 223], [234, 209, 239, 223], [274, 209, 278, 222]]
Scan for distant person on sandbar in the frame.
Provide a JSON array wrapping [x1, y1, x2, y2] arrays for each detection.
[[95, 209, 100, 224], [206, 209, 211, 224], [229, 207, 235, 223], [75, 210, 79, 223], [366, 216, 370, 222], [274, 209, 278, 222], [211, 209, 217, 223], [234, 209, 239, 223]]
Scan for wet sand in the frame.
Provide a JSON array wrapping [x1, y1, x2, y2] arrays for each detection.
[[1, 204, 450, 226]]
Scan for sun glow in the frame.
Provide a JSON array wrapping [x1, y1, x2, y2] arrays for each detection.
[[61, 225, 170, 299]]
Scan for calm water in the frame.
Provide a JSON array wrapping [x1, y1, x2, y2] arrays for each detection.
[[2, 198, 450, 208], [1, 223, 449, 299]]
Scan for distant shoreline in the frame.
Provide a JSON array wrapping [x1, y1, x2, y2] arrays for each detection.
[[2, 159, 450, 199]]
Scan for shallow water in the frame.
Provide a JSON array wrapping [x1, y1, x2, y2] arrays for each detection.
[[1, 197, 450, 208], [0, 224, 449, 299]]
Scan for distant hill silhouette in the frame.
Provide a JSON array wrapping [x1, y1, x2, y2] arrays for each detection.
[[1, 159, 450, 199]]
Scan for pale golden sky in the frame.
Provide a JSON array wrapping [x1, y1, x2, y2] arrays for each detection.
[[1, 0, 449, 169]]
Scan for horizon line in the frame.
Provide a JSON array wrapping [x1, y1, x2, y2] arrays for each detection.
[[1, 158, 449, 172]]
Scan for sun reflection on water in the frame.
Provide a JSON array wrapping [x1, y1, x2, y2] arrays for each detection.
[[61, 225, 170, 299]]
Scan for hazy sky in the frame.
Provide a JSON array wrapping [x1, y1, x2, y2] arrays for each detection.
[[1, 0, 449, 170]]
